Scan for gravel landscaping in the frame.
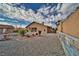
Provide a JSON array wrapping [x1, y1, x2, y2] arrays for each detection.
[[0, 33, 65, 56]]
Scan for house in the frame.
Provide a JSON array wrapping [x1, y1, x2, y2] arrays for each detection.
[[57, 7, 79, 38], [26, 22, 55, 35], [0, 24, 14, 34]]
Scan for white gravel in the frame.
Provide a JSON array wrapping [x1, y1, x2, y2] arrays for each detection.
[[0, 33, 65, 56]]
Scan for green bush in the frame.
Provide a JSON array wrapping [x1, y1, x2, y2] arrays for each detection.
[[13, 29, 28, 36], [19, 30, 26, 36], [13, 30, 19, 33]]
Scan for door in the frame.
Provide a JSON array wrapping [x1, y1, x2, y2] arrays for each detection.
[[38, 30, 41, 35]]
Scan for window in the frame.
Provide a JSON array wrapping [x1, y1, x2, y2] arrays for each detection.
[[31, 28, 37, 32], [44, 29, 45, 31]]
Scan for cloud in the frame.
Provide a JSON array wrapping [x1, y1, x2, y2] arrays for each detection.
[[0, 4, 31, 22], [59, 3, 79, 19], [0, 3, 79, 28], [0, 3, 59, 28], [0, 21, 12, 25], [38, 6, 51, 15]]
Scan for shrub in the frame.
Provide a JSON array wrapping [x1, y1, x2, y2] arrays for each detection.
[[19, 30, 26, 36], [13, 30, 19, 33]]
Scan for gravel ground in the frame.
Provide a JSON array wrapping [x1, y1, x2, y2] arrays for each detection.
[[0, 33, 65, 56]]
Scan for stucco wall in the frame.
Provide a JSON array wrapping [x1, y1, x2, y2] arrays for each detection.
[[27, 23, 47, 35], [58, 9, 79, 38], [0, 28, 14, 34], [57, 22, 62, 32]]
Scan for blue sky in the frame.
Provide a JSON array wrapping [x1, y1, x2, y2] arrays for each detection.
[[11, 3, 58, 10], [0, 3, 79, 28]]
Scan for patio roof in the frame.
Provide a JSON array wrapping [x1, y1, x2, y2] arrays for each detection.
[[0, 24, 14, 29]]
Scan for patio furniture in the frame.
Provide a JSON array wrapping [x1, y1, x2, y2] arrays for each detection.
[[3, 34, 11, 40], [25, 32, 32, 37], [0, 34, 4, 41], [0, 34, 11, 41]]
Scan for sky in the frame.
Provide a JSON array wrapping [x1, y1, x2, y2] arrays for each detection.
[[0, 3, 79, 28]]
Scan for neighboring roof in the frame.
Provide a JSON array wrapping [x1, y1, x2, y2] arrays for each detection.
[[26, 22, 52, 29], [0, 24, 14, 29]]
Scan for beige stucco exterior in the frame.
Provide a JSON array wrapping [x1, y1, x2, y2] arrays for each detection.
[[58, 8, 79, 38], [26, 22, 48, 35], [26, 22, 54, 35]]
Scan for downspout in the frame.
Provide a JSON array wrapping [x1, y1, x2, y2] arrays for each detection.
[[61, 21, 63, 32]]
